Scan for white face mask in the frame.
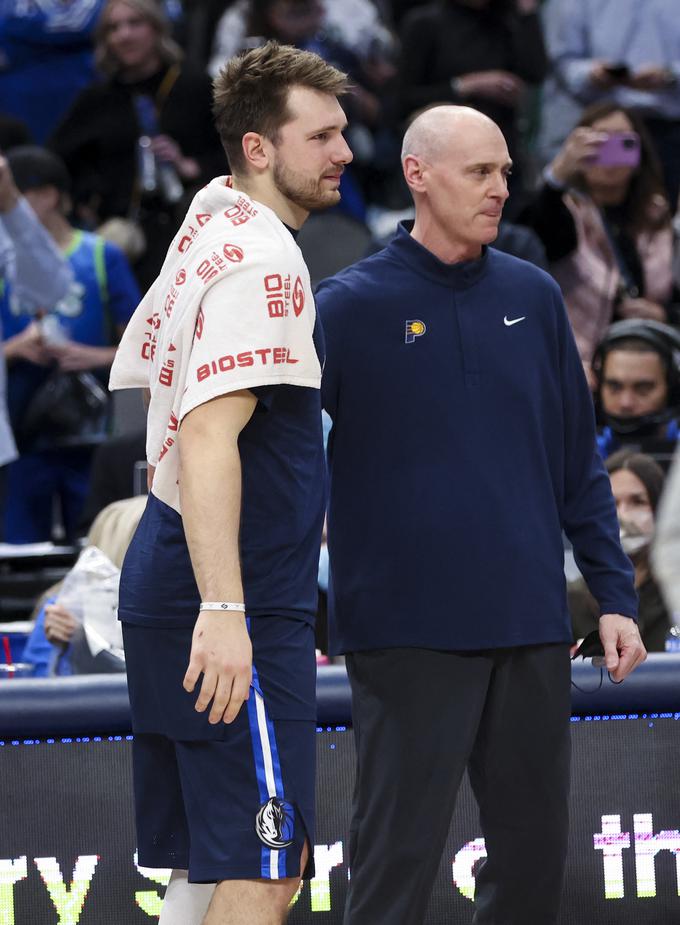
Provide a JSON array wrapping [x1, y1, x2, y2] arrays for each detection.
[[618, 509, 654, 556]]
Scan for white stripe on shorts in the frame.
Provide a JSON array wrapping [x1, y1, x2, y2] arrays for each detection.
[[255, 689, 281, 879]]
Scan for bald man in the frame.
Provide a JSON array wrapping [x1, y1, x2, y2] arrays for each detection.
[[316, 106, 646, 925]]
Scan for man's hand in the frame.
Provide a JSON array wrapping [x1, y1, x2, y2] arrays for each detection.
[[589, 62, 619, 90], [47, 340, 115, 371], [599, 613, 647, 682], [617, 296, 666, 322], [183, 612, 252, 724], [628, 65, 675, 91], [3, 322, 50, 365], [515, 0, 539, 13], [550, 126, 608, 184], [150, 134, 199, 180], [457, 70, 525, 108]]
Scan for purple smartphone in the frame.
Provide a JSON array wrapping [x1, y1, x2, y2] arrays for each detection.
[[591, 131, 640, 167]]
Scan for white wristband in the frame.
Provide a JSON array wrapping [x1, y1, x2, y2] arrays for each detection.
[[199, 602, 246, 612]]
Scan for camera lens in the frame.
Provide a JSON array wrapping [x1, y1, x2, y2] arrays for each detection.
[[623, 138, 635, 149]]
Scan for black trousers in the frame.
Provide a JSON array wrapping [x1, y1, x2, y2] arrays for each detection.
[[343, 644, 572, 925]]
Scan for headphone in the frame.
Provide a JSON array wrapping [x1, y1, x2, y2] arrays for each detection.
[[592, 319, 680, 409]]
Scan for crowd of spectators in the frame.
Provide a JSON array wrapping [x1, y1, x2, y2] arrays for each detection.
[[0, 0, 679, 668]]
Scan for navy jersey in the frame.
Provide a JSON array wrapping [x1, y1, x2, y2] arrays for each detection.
[[118, 322, 326, 628]]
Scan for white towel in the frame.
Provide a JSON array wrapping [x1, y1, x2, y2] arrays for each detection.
[[109, 177, 321, 514]]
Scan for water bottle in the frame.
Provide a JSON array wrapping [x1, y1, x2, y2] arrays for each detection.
[[137, 135, 158, 194], [133, 95, 184, 205], [156, 160, 184, 204]]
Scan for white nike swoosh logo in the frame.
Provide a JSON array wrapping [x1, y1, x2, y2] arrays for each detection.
[[504, 315, 526, 327]]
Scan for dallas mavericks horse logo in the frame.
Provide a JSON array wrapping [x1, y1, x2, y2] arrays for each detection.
[[255, 797, 295, 849]]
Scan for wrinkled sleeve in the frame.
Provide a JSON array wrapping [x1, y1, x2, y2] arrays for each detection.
[[550, 0, 601, 102], [2, 198, 73, 312], [557, 285, 638, 619]]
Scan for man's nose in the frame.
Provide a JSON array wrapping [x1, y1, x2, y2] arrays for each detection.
[[334, 136, 353, 166], [617, 391, 637, 414], [495, 175, 510, 200]]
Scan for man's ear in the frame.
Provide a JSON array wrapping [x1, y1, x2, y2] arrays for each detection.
[[242, 132, 270, 171], [403, 154, 426, 194]]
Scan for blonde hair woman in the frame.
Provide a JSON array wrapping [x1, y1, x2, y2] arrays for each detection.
[[51, 0, 224, 291], [22, 496, 148, 676]]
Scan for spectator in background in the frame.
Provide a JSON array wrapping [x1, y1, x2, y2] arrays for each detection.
[[399, 0, 548, 208], [208, 0, 400, 210], [549, 0, 680, 209], [209, 0, 395, 75], [0, 154, 74, 533], [569, 450, 670, 652], [0, 146, 139, 543], [591, 319, 680, 463], [0, 0, 106, 144], [50, 0, 224, 291], [532, 0, 583, 168], [519, 103, 675, 376], [22, 494, 147, 677]]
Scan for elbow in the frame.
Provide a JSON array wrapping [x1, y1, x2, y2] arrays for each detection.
[[177, 414, 239, 464]]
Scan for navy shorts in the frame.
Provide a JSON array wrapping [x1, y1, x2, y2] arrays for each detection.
[[122, 617, 317, 883]]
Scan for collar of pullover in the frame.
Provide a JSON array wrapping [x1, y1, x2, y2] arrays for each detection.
[[389, 221, 489, 288]]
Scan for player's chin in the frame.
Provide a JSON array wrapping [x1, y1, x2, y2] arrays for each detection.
[[308, 189, 341, 211]]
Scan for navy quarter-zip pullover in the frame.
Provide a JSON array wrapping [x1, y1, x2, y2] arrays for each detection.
[[317, 224, 637, 654]]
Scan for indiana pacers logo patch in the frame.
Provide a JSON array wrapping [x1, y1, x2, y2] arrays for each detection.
[[256, 797, 295, 849], [405, 319, 426, 344]]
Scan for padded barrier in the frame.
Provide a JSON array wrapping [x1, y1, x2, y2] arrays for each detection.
[[1, 656, 680, 738]]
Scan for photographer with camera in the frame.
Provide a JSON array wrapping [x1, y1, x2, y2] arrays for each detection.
[[518, 102, 676, 382]]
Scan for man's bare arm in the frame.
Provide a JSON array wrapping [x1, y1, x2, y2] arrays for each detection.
[[178, 389, 257, 724]]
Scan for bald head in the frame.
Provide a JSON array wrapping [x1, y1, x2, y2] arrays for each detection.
[[401, 106, 503, 164], [399, 104, 511, 261]]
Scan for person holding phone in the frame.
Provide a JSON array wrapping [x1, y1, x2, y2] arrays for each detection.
[[518, 102, 676, 382], [548, 0, 680, 208]]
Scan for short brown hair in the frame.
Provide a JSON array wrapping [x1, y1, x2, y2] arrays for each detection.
[[212, 41, 349, 175]]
